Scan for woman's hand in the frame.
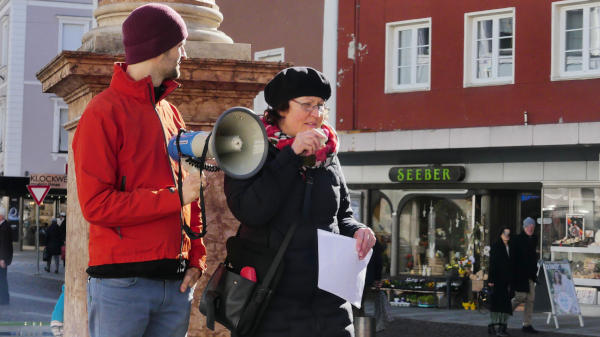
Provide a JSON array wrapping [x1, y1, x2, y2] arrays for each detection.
[[354, 227, 376, 260], [488, 282, 494, 287], [291, 129, 327, 156]]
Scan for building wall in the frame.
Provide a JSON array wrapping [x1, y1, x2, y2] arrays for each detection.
[[337, 0, 600, 132], [218, 0, 324, 70], [22, 4, 92, 176], [0, 0, 92, 177]]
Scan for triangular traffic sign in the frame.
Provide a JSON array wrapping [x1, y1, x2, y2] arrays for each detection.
[[27, 185, 51, 206]]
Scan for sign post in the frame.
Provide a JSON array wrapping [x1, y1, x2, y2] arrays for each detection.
[[26, 185, 51, 274]]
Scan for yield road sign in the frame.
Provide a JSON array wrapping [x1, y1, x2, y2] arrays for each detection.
[[27, 185, 51, 206]]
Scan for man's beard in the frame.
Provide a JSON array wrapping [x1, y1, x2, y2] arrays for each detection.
[[165, 65, 180, 80]]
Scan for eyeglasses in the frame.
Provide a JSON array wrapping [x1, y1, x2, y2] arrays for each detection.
[[291, 99, 329, 115]]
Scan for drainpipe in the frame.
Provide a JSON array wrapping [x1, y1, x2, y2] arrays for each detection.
[[353, 0, 360, 130]]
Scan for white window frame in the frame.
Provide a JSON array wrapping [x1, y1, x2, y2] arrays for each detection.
[[464, 8, 515, 87], [0, 98, 5, 153], [254, 47, 285, 62], [57, 16, 92, 52], [52, 98, 68, 155], [385, 18, 432, 93], [253, 48, 285, 113], [1, 16, 9, 66], [551, 0, 600, 81]]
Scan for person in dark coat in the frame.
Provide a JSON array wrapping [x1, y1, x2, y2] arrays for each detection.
[[225, 66, 376, 337], [487, 227, 514, 336], [0, 205, 13, 305], [44, 219, 64, 273], [511, 217, 539, 334]]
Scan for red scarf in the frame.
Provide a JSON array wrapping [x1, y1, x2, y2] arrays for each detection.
[[261, 116, 339, 169]]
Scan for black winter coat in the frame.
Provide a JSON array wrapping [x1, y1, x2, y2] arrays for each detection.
[[45, 221, 65, 256], [0, 220, 13, 266], [511, 232, 538, 292], [488, 240, 514, 314], [225, 145, 365, 337]]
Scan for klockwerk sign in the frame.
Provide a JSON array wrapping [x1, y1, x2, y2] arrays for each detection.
[[388, 166, 465, 183], [29, 174, 67, 189]]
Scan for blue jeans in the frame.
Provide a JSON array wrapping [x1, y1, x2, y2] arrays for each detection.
[[87, 277, 192, 337]]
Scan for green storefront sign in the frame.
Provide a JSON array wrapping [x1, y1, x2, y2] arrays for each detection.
[[388, 166, 465, 183]]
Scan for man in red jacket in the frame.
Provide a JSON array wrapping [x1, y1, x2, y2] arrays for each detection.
[[72, 4, 206, 336]]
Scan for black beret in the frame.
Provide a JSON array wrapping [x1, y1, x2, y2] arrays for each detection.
[[264, 67, 331, 108]]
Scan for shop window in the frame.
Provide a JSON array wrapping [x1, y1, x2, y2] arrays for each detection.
[[22, 199, 54, 247], [385, 18, 431, 93], [370, 191, 393, 276], [543, 187, 600, 289], [464, 8, 515, 87], [552, 0, 600, 80], [397, 196, 476, 277]]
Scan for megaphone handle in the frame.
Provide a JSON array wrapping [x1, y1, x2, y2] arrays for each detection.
[[196, 131, 212, 238], [175, 128, 209, 240]]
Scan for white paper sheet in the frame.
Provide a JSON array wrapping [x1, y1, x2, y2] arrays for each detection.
[[317, 229, 373, 308]]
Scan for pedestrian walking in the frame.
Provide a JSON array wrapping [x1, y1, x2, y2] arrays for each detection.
[[0, 205, 13, 305], [487, 227, 514, 336], [44, 219, 64, 273], [511, 217, 539, 333], [72, 3, 206, 337]]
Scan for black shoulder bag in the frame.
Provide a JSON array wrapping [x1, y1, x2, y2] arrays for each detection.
[[199, 172, 314, 337]]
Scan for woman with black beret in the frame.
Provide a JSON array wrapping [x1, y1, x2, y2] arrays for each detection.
[[224, 66, 376, 337]]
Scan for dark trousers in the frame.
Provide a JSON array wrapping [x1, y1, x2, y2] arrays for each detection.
[[0, 266, 8, 304]]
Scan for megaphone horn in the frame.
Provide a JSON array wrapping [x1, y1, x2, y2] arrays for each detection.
[[167, 107, 269, 179]]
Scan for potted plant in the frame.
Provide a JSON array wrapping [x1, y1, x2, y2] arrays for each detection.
[[417, 294, 437, 308]]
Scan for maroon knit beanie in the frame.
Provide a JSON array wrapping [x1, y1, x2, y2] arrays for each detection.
[[122, 3, 188, 65]]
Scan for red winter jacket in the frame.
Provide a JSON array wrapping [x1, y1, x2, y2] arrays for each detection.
[[72, 63, 206, 270]]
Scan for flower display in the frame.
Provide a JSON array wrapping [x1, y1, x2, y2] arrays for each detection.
[[445, 255, 474, 276]]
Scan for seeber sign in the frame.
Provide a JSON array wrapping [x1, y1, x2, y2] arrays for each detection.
[[388, 166, 465, 183]]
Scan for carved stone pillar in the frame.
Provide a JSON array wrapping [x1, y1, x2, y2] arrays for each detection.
[[37, 1, 289, 336], [83, 0, 251, 60]]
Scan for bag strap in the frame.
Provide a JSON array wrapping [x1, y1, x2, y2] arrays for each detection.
[[259, 171, 313, 291]]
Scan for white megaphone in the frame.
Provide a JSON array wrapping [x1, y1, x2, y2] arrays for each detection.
[[167, 107, 268, 179]]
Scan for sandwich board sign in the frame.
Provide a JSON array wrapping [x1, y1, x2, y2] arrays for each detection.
[[541, 260, 584, 328], [26, 185, 51, 206]]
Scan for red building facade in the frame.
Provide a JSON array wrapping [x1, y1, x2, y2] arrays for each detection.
[[337, 0, 600, 131]]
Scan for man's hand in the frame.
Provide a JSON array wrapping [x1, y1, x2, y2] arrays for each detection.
[[181, 171, 208, 205], [0, 259, 6, 269], [354, 227, 376, 260], [180, 267, 202, 293]]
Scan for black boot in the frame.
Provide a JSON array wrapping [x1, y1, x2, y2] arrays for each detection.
[[496, 324, 509, 336], [521, 325, 538, 334], [488, 324, 496, 335]]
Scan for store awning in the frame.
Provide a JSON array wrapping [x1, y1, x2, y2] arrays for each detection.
[[0, 176, 66, 197]]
